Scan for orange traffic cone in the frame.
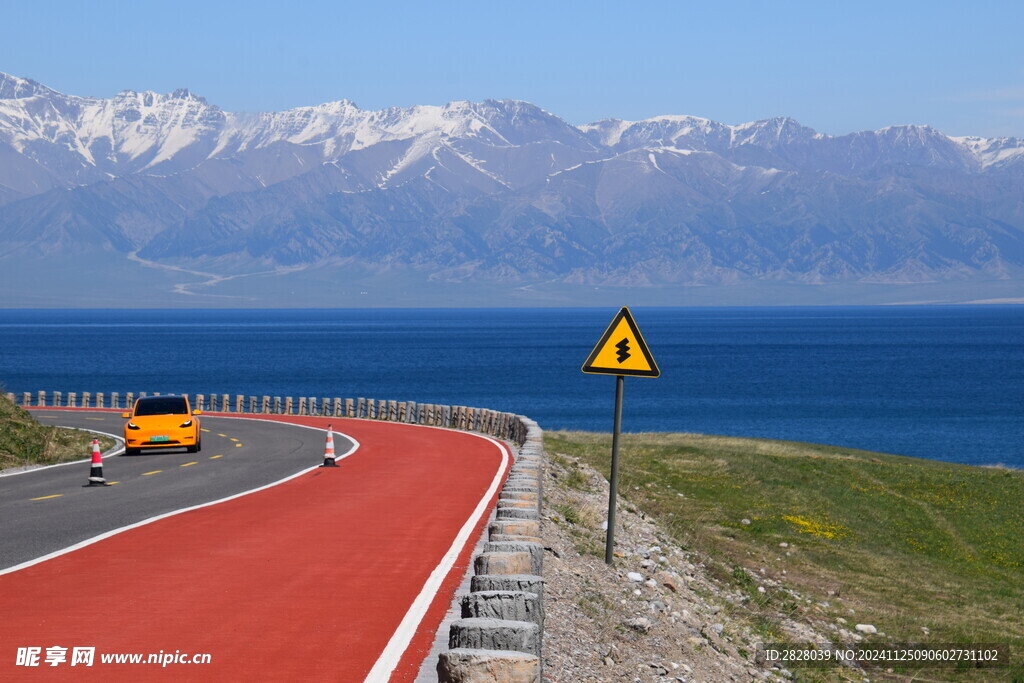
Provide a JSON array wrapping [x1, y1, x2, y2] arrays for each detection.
[[320, 426, 339, 467], [87, 439, 109, 486]]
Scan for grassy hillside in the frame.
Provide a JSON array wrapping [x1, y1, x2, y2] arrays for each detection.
[[0, 394, 116, 470], [547, 431, 1023, 680]]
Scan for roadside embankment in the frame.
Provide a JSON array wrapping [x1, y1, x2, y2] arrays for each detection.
[[0, 393, 116, 471]]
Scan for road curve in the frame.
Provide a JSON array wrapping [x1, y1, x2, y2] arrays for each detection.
[[0, 413, 510, 681], [1, 409, 355, 571]]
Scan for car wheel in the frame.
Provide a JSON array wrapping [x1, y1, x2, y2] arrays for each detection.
[[196, 437, 202, 453], [124, 447, 138, 455]]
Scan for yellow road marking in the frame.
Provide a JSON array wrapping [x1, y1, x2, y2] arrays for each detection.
[[217, 433, 227, 437], [210, 455, 223, 459], [181, 462, 198, 467], [108, 482, 120, 485], [229, 438, 239, 442], [201, 428, 210, 433], [142, 470, 162, 476], [85, 417, 107, 421], [235, 443, 243, 447], [31, 494, 63, 501]]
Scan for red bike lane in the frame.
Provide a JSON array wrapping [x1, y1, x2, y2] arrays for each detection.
[[0, 416, 510, 681]]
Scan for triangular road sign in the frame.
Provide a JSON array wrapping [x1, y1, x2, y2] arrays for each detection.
[[582, 307, 660, 377]]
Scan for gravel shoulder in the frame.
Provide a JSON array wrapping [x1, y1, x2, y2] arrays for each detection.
[[541, 450, 834, 683]]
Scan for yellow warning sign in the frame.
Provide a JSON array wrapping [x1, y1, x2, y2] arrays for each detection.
[[582, 307, 660, 377]]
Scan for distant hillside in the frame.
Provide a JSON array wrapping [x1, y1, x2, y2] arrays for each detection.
[[1, 71, 1023, 306]]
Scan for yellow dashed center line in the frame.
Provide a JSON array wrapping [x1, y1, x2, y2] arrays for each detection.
[[181, 462, 198, 467], [85, 417, 107, 421], [142, 470, 162, 476], [229, 438, 239, 442], [217, 433, 227, 437], [108, 482, 120, 485], [210, 455, 223, 459], [31, 494, 63, 501], [201, 428, 210, 433], [235, 443, 243, 447]]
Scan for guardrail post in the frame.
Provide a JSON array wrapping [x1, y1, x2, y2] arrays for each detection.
[[68, 392, 77, 407], [261, 396, 270, 413], [96, 393, 105, 409], [21, 392, 30, 406], [38, 391, 46, 407]]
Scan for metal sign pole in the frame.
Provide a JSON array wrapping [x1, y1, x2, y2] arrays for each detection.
[[605, 374, 625, 565]]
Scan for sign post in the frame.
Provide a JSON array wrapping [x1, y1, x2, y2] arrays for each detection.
[[581, 307, 660, 565]]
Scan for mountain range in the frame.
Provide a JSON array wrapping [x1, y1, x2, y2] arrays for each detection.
[[2, 71, 1023, 307]]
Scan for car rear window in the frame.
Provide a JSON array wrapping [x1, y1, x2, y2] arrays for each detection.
[[134, 397, 189, 416]]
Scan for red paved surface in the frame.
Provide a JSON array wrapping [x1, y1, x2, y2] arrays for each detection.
[[0, 416, 509, 681]]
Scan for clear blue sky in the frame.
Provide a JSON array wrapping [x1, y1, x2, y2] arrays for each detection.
[[5, 0, 1024, 137]]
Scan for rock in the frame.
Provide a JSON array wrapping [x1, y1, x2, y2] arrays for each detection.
[[483, 542, 544, 575], [461, 591, 542, 627], [656, 571, 680, 593], [437, 648, 540, 683], [489, 520, 540, 538], [627, 572, 644, 582], [644, 578, 657, 588], [475, 552, 535, 576], [624, 617, 652, 633], [741, 519, 752, 526], [779, 542, 789, 548], [449, 618, 541, 656], [496, 507, 539, 521], [855, 623, 877, 635]]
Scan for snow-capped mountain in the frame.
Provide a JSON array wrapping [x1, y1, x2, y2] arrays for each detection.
[[1, 71, 1023, 306]]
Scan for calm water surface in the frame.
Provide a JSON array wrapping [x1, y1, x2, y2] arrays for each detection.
[[1, 307, 1021, 468]]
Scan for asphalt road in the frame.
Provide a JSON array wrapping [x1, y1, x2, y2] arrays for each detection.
[[0, 410, 355, 570]]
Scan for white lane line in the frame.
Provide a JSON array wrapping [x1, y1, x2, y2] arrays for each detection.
[[0, 418, 359, 577], [365, 432, 511, 683]]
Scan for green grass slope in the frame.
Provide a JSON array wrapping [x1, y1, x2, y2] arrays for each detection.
[[0, 394, 116, 470], [547, 431, 1024, 679]]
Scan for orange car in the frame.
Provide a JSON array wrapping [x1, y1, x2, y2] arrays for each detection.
[[122, 395, 202, 455]]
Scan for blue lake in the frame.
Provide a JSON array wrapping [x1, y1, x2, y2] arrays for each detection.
[[1, 306, 1021, 468]]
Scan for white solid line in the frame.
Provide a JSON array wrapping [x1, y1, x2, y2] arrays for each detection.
[[364, 432, 511, 683], [0, 418, 360, 577]]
